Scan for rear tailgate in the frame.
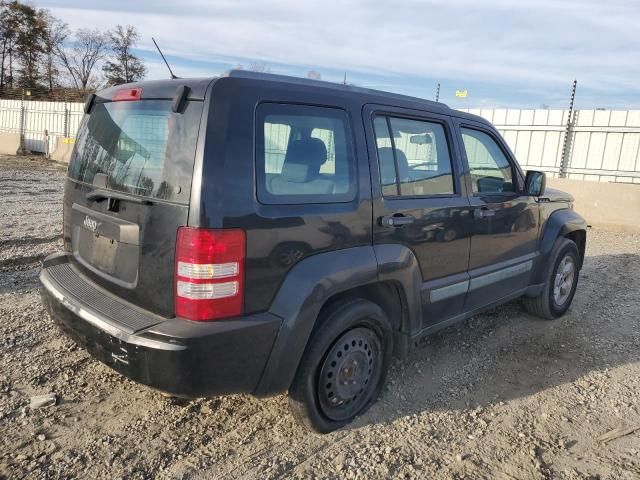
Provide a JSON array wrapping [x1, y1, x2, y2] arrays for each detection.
[[63, 86, 205, 318]]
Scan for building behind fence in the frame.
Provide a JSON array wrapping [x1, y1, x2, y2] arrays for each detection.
[[1, 97, 639, 184]]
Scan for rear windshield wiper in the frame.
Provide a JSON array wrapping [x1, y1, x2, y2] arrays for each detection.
[[86, 189, 150, 204]]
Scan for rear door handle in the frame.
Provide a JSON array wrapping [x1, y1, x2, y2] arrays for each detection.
[[474, 207, 495, 219], [380, 214, 415, 228]]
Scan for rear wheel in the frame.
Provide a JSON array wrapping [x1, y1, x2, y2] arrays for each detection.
[[288, 299, 392, 433], [524, 238, 580, 319]]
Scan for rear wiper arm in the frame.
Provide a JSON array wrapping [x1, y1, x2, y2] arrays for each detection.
[[86, 189, 149, 204]]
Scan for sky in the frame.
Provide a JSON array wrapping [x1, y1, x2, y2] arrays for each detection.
[[36, 0, 640, 109]]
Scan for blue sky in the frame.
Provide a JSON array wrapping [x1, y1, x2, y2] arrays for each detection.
[[38, 0, 640, 109]]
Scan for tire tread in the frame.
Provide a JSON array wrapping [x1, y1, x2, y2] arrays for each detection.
[[523, 237, 579, 320], [287, 298, 392, 433]]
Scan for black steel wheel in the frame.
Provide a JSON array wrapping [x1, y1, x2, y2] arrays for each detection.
[[317, 327, 382, 422], [288, 299, 392, 433]]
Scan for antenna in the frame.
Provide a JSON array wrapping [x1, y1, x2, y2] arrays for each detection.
[[152, 37, 178, 79]]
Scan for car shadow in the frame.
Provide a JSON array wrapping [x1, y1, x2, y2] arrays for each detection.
[[349, 252, 640, 430]]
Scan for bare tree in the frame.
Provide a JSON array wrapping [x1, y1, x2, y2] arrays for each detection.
[[0, 0, 30, 88], [39, 10, 67, 90], [55, 29, 106, 89], [13, 2, 46, 88], [0, 2, 11, 87], [1, 2, 69, 90], [0, 5, 4, 87], [102, 25, 146, 86], [307, 70, 321, 80], [0, 1, 16, 88]]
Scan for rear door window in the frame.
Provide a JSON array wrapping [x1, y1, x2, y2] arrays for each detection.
[[373, 115, 455, 196], [256, 103, 356, 204], [69, 100, 203, 203]]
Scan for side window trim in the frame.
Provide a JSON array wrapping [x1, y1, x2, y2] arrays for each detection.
[[379, 115, 402, 196], [372, 111, 461, 199], [458, 122, 524, 195]]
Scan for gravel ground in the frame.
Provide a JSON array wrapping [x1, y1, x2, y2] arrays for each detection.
[[1, 155, 640, 480]]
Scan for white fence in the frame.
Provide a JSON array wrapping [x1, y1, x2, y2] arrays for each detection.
[[0, 99, 83, 154], [463, 109, 640, 183], [1, 98, 639, 184]]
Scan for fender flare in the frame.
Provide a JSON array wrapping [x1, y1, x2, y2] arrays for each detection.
[[532, 208, 587, 284], [373, 243, 423, 334], [254, 244, 423, 396]]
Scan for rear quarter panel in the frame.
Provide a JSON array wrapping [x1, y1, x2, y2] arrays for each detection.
[[193, 77, 374, 313]]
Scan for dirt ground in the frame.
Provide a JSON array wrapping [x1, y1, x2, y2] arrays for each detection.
[[1, 155, 639, 480]]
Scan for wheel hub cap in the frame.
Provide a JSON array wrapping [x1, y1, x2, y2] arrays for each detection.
[[338, 352, 368, 396]]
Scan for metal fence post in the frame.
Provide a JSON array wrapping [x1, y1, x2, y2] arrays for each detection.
[[44, 129, 50, 158], [559, 80, 577, 178], [19, 88, 25, 154], [63, 99, 70, 138]]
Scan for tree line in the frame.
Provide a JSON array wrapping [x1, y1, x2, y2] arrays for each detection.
[[0, 0, 146, 91]]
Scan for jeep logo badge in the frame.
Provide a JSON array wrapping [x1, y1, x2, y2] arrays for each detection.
[[83, 215, 101, 233]]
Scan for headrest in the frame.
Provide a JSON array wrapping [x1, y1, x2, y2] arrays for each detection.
[[377, 147, 396, 184], [377, 147, 409, 181], [394, 148, 409, 172], [281, 138, 327, 183]]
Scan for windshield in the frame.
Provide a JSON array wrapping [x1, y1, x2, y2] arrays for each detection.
[[68, 99, 203, 203]]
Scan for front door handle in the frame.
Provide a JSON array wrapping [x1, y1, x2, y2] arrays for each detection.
[[380, 214, 415, 228], [474, 207, 496, 219]]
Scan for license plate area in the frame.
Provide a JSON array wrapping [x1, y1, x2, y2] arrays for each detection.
[[72, 227, 139, 288], [86, 233, 117, 274], [70, 203, 140, 288]]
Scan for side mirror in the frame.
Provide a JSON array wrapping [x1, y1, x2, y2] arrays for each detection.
[[525, 170, 546, 196]]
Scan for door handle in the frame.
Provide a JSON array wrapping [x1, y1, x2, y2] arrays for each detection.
[[380, 214, 415, 228], [474, 207, 495, 219]]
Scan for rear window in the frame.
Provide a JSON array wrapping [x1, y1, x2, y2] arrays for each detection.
[[68, 99, 203, 203]]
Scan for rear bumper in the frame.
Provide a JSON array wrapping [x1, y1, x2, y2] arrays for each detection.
[[39, 254, 282, 397]]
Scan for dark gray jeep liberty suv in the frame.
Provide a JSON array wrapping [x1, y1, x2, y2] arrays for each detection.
[[40, 71, 586, 432]]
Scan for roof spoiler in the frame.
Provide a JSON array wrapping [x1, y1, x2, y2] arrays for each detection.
[[172, 85, 191, 113], [83, 93, 96, 114]]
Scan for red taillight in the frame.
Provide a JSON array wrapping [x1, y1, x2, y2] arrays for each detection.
[[175, 227, 245, 321], [112, 87, 143, 102]]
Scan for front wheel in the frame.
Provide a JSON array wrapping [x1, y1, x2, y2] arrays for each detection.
[[524, 238, 580, 319], [288, 299, 393, 433]]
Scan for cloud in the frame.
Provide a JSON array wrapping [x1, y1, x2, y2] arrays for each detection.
[[40, 0, 640, 107]]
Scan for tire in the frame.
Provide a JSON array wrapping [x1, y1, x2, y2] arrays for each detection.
[[288, 299, 393, 433], [524, 238, 580, 320]]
